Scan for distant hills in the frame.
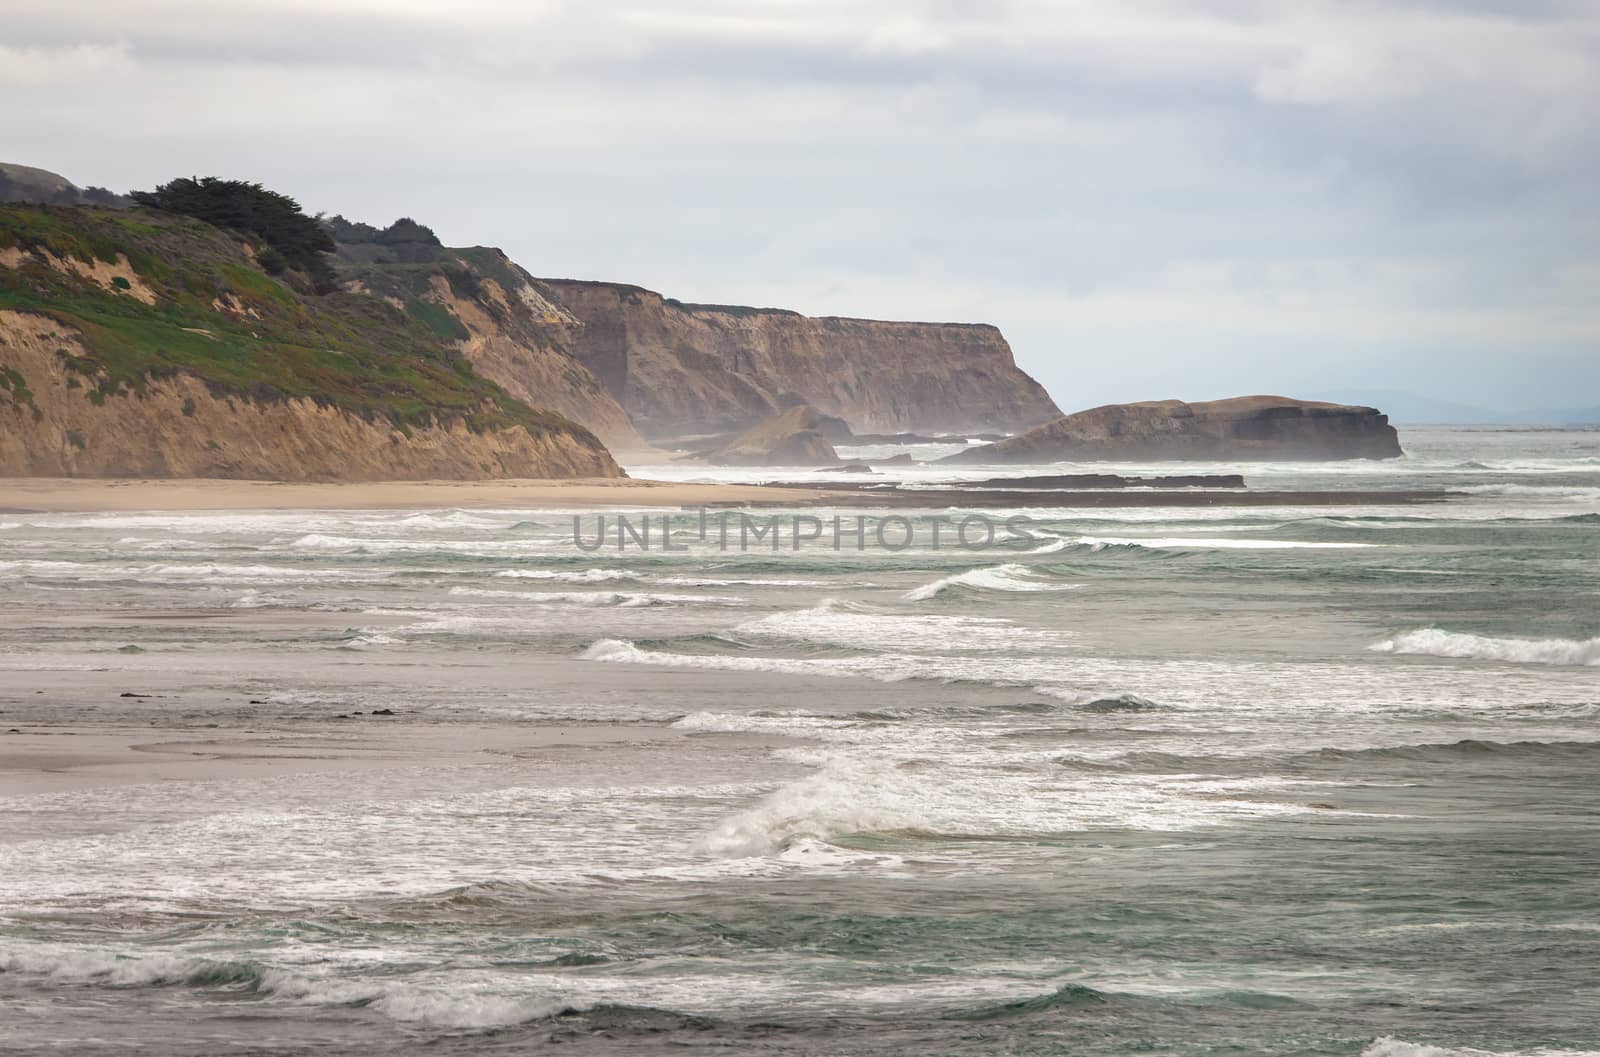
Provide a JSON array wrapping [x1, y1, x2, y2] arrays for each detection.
[[0, 162, 130, 209], [1322, 390, 1600, 427]]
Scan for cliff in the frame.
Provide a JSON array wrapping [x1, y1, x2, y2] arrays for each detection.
[[532, 279, 1061, 440], [0, 204, 621, 480], [326, 221, 644, 452], [943, 396, 1403, 464]]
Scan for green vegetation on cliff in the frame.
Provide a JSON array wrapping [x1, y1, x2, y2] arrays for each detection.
[[0, 202, 601, 444]]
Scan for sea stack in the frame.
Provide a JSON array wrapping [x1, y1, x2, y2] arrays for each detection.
[[689, 404, 844, 466], [943, 396, 1403, 463]]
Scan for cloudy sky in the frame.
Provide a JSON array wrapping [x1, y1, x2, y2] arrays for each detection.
[[5, 0, 1597, 414]]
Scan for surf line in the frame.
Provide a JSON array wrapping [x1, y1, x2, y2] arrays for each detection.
[[573, 509, 1039, 552]]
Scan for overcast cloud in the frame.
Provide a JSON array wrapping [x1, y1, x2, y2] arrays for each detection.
[[4, 0, 1597, 413]]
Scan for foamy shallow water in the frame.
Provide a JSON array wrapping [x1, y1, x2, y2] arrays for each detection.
[[0, 428, 1597, 1056]]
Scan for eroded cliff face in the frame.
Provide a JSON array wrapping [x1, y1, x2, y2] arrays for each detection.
[[533, 280, 1061, 440], [0, 312, 618, 480], [944, 396, 1403, 463], [338, 243, 645, 452]]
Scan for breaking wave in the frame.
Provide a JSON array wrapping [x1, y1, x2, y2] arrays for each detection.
[[1070, 535, 1379, 551], [448, 586, 741, 607], [494, 567, 640, 583], [903, 563, 1075, 601], [0, 947, 582, 1030], [1372, 629, 1600, 666], [1362, 1038, 1600, 1057]]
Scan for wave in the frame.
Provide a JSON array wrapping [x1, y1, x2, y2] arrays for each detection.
[[1071, 535, 1379, 551], [1363, 1037, 1600, 1057], [339, 630, 407, 649], [395, 510, 512, 530], [903, 562, 1076, 601], [1072, 693, 1169, 713], [1059, 739, 1600, 777], [494, 567, 640, 583], [448, 586, 741, 608], [735, 601, 1054, 653], [1459, 484, 1600, 499], [1372, 629, 1600, 666], [1303, 739, 1600, 765], [0, 948, 266, 989], [581, 638, 845, 678], [0, 947, 582, 1030], [691, 756, 942, 857], [945, 983, 1110, 1020]]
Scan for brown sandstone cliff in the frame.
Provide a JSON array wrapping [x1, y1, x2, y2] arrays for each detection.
[[331, 236, 645, 452], [0, 201, 624, 482], [0, 312, 618, 480], [531, 280, 1061, 440], [943, 396, 1403, 463]]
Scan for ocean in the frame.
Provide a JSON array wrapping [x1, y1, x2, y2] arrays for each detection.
[[1, 427, 1597, 1056]]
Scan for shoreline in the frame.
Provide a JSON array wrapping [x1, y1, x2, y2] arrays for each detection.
[[0, 476, 1462, 513], [0, 477, 827, 513]]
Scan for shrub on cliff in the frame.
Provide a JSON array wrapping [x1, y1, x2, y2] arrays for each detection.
[[130, 177, 337, 293]]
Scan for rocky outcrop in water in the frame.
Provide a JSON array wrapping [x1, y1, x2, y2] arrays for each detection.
[[944, 397, 1403, 464], [688, 405, 843, 466], [532, 279, 1061, 440]]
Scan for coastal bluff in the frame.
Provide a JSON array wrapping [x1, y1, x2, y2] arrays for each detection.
[[944, 396, 1403, 463], [0, 202, 621, 481], [532, 279, 1062, 441]]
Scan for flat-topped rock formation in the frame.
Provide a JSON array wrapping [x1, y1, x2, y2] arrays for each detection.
[[943, 396, 1403, 464], [532, 279, 1062, 440], [687, 405, 843, 466]]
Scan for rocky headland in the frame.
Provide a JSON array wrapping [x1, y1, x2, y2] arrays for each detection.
[[944, 397, 1403, 464], [533, 279, 1061, 440], [0, 198, 620, 480]]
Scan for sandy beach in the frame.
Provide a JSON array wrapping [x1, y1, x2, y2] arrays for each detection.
[[0, 476, 825, 513]]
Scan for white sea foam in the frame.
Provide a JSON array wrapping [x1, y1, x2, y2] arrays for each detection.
[[1072, 535, 1378, 551], [287, 534, 553, 557], [1372, 629, 1600, 667], [735, 601, 1061, 652], [494, 567, 640, 583], [693, 757, 935, 857], [0, 948, 577, 1030], [341, 631, 407, 648], [691, 750, 1314, 859], [582, 638, 842, 677], [448, 586, 741, 607], [489, 568, 832, 588], [1362, 1037, 1600, 1057], [654, 575, 835, 588], [1458, 483, 1600, 500], [903, 562, 1075, 601], [257, 968, 577, 1028]]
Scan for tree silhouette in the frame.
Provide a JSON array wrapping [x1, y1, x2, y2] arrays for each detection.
[[131, 177, 337, 293]]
